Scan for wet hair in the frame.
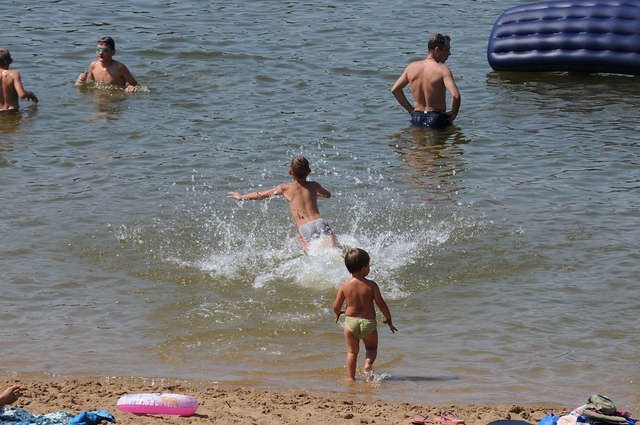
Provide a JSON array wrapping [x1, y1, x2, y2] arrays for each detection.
[[0, 49, 13, 67], [97, 36, 116, 51], [428, 33, 451, 51], [290, 156, 311, 179], [344, 248, 370, 274]]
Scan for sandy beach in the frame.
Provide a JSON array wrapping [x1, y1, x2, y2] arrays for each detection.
[[1, 374, 568, 425]]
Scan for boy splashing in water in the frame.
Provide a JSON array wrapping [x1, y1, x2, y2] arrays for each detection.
[[334, 248, 397, 381], [228, 156, 337, 249]]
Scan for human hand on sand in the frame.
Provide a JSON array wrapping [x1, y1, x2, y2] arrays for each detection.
[[0, 384, 23, 406]]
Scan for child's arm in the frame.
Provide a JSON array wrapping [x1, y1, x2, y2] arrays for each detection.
[[313, 182, 331, 199], [14, 72, 37, 102], [75, 71, 88, 85], [119, 63, 139, 93], [333, 286, 346, 323], [228, 184, 284, 201], [373, 285, 397, 333], [76, 62, 94, 85]]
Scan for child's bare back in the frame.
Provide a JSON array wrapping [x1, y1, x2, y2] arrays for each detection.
[[338, 276, 380, 319], [228, 156, 336, 248], [280, 179, 328, 228], [0, 49, 38, 111]]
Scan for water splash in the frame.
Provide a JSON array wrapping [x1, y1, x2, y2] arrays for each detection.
[[364, 370, 391, 386]]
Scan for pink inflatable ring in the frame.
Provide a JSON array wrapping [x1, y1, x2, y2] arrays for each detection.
[[117, 393, 198, 416]]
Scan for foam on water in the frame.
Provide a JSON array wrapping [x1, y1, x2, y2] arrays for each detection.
[[162, 193, 458, 300]]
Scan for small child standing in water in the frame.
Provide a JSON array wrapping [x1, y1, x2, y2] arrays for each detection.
[[333, 248, 397, 381]]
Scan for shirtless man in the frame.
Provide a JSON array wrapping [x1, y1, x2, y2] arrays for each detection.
[[0, 49, 38, 112], [391, 33, 460, 129], [333, 248, 397, 381], [228, 156, 337, 248], [76, 36, 139, 93]]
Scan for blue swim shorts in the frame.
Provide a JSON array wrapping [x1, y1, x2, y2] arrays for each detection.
[[411, 110, 451, 129]]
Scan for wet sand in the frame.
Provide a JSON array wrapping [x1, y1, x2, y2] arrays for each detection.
[[1, 374, 567, 425]]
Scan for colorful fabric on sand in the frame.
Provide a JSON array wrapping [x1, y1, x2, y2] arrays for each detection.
[[538, 395, 638, 425], [0, 407, 114, 425]]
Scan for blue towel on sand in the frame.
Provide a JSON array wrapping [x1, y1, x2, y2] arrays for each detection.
[[68, 410, 114, 425], [1, 407, 115, 425]]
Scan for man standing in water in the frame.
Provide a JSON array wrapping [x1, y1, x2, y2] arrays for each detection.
[[391, 33, 460, 129]]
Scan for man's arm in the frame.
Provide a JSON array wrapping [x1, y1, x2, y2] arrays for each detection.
[[391, 68, 414, 115], [444, 68, 460, 121], [228, 184, 284, 201]]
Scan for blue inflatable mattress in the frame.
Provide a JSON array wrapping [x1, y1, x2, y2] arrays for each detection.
[[487, 0, 640, 75]]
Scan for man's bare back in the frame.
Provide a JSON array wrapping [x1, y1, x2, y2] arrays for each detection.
[[391, 33, 460, 126], [402, 58, 450, 112]]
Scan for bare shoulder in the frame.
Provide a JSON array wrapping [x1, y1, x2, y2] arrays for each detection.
[[278, 181, 293, 190], [365, 277, 381, 290], [406, 60, 424, 73], [2, 69, 19, 79], [436, 61, 453, 75], [274, 182, 292, 195], [341, 276, 358, 288]]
